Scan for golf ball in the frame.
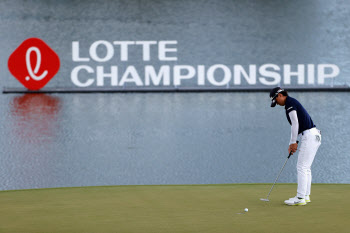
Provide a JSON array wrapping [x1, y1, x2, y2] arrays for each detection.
[[244, 208, 248, 212]]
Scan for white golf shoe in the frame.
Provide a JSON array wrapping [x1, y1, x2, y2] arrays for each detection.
[[284, 196, 307, 206], [305, 195, 311, 203], [285, 195, 311, 203]]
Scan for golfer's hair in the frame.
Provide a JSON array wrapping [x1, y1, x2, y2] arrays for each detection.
[[280, 90, 288, 96]]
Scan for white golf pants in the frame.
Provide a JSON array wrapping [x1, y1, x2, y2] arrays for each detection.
[[296, 128, 322, 199]]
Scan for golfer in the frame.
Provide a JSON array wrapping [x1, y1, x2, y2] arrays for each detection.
[[270, 87, 322, 206]]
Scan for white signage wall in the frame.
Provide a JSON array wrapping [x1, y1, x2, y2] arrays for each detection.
[[1, 0, 349, 91]]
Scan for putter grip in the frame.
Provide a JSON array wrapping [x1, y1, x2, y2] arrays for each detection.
[[287, 141, 299, 159]]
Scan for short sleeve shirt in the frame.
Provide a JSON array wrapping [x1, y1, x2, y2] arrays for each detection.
[[285, 96, 315, 134]]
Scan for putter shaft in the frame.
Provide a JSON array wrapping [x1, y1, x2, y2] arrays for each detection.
[[265, 156, 289, 199]]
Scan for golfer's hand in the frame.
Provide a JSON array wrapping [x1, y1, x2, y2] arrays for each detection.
[[288, 143, 298, 155]]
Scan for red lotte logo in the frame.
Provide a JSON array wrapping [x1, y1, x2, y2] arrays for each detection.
[[8, 38, 60, 90]]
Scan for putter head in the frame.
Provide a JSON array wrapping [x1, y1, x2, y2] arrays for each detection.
[[260, 198, 269, 202]]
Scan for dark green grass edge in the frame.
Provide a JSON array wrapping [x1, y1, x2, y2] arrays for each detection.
[[1, 183, 348, 193]]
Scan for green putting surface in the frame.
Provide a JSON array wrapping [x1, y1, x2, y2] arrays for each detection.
[[0, 184, 349, 233]]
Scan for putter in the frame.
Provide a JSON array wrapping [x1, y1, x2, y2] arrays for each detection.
[[260, 141, 299, 202]]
